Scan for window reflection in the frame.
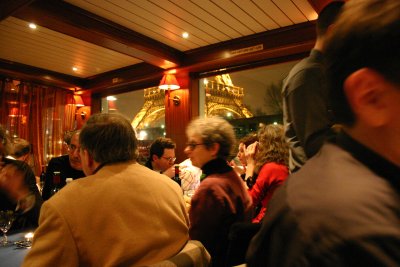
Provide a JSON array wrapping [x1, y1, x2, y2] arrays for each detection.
[[199, 60, 299, 139]]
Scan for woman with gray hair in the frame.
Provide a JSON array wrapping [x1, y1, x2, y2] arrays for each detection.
[[185, 116, 253, 266]]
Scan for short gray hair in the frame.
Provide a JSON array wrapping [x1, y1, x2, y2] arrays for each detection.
[[79, 113, 138, 164], [186, 116, 236, 160]]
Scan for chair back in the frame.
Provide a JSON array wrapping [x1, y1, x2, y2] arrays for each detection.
[[146, 240, 211, 267]]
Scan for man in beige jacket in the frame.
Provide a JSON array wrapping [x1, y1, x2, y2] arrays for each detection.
[[23, 113, 189, 266]]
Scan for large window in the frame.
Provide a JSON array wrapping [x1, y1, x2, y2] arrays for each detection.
[[101, 87, 167, 164], [199, 60, 299, 139]]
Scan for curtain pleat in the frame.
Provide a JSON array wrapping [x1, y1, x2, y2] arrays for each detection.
[[0, 78, 77, 175]]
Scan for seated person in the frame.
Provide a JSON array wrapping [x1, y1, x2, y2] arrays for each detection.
[[42, 130, 85, 200], [230, 132, 258, 179], [11, 138, 40, 187], [185, 116, 253, 266], [244, 124, 289, 223], [0, 125, 42, 230], [179, 158, 202, 194], [23, 113, 189, 266], [145, 137, 176, 178]]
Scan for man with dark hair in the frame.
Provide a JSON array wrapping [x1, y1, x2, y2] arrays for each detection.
[[145, 137, 176, 178], [23, 113, 189, 266], [282, 1, 344, 172], [42, 130, 85, 200], [247, 0, 400, 265]]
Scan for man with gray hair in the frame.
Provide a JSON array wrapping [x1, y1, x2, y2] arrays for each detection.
[[23, 113, 189, 266]]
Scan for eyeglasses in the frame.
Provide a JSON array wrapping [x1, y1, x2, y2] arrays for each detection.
[[162, 156, 176, 163], [186, 142, 205, 150]]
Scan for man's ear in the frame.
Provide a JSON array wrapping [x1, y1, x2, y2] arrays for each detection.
[[152, 154, 159, 162], [344, 68, 389, 127], [82, 149, 95, 172]]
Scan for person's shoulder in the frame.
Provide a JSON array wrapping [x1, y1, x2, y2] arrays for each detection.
[[260, 162, 288, 173]]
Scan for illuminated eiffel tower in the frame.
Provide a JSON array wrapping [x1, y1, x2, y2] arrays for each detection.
[[132, 74, 252, 129], [204, 74, 253, 118], [131, 87, 165, 130]]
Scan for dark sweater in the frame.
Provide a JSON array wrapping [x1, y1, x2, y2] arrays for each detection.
[[42, 155, 85, 200]]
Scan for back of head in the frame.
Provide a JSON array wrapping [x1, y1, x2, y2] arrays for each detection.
[[325, 0, 400, 125], [255, 124, 288, 172], [149, 137, 176, 159], [79, 113, 138, 164], [11, 138, 31, 158], [316, 1, 345, 37], [186, 116, 236, 160]]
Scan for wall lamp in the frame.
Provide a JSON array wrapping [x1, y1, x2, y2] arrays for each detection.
[[159, 73, 180, 106], [73, 95, 84, 107]]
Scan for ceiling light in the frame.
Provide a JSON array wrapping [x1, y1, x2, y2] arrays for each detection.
[[72, 67, 78, 71], [29, 23, 37, 29], [182, 32, 189, 39]]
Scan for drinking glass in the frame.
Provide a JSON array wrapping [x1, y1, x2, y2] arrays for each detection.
[[0, 210, 16, 246]]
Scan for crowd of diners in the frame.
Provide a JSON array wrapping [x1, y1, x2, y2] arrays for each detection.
[[0, 0, 399, 266]]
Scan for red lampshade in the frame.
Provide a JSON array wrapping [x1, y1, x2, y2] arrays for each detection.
[[158, 74, 180, 90], [74, 95, 84, 107]]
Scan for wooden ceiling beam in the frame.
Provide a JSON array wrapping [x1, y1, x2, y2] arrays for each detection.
[[0, 59, 84, 89], [12, 1, 184, 69], [0, 0, 36, 21], [181, 22, 316, 74]]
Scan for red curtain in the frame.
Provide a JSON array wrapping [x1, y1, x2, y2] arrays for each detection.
[[0, 78, 76, 175]]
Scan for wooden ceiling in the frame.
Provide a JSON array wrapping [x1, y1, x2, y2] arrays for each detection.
[[0, 0, 330, 93]]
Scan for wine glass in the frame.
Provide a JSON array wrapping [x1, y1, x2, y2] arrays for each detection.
[[0, 210, 16, 246]]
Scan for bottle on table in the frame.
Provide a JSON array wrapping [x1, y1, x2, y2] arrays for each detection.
[[50, 171, 62, 197], [172, 165, 181, 186], [39, 166, 46, 194]]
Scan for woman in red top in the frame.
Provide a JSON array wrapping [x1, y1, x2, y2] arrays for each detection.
[[245, 124, 289, 223]]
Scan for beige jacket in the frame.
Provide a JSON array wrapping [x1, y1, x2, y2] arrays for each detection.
[[23, 161, 189, 267]]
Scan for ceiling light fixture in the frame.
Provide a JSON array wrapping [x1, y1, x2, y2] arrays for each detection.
[[28, 23, 37, 29], [182, 32, 189, 39], [72, 67, 78, 72]]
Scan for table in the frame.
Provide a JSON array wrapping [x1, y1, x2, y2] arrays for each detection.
[[0, 230, 33, 267]]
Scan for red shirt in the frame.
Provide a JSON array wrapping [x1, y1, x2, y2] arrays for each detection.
[[248, 162, 288, 223]]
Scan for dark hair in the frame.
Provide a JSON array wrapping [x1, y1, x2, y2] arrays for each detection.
[[79, 113, 138, 164], [239, 132, 258, 147], [149, 137, 176, 160], [316, 1, 345, 37], [325, 0, 400, 125]]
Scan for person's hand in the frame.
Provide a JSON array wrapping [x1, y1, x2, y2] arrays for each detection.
[[0, 164, 29, 201], [245, 141, 258, 165], [230, 158, 245, 175], [162, 165, 175, 178], [244, 141, 258, 179]]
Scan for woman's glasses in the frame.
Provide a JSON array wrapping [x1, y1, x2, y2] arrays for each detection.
[[186, 142, 205, 150]]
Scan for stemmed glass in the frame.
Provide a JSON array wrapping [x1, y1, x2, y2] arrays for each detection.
[[0, 210, 16, 246]]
